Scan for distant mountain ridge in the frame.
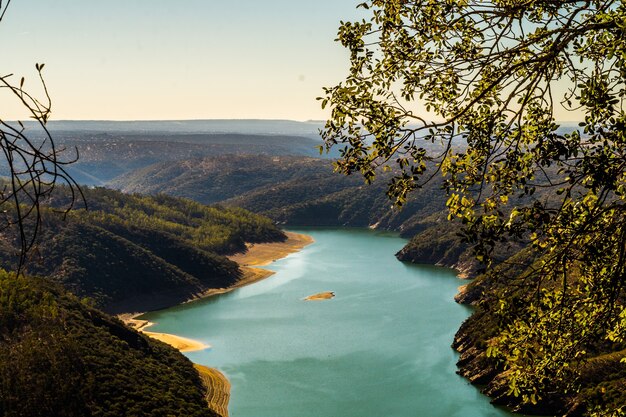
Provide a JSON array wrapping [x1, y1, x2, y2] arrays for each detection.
[[61, 133, 325, 185], [0, 120, 334, 186], [15, 119, 581, 137], [110, 154, 456, 238], [18, 119, 326, 137]]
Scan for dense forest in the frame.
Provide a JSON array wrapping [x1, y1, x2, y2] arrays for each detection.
[[110, 154, 449, 237], [0, 271, 219, 417], [0, 186, 285, 313]]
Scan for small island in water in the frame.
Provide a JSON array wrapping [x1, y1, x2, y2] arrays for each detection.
[[303, 291, 335, 301]]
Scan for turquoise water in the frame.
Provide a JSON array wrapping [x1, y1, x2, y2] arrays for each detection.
[[142, 228, 515, 417]]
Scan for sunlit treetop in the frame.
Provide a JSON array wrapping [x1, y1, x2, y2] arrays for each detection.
[[323, 0, 624, 203], [322, 0, 626, 410]]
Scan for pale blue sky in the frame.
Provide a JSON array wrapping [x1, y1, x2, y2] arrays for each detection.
[[1, 1, 365, 120]]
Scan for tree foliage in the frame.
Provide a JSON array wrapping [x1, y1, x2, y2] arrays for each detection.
[[0, 185, 286, 312], [322, 0, 626, 412], [0, 271, 218, 417]]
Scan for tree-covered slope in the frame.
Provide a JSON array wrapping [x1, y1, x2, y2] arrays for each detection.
[[396, 213, 527, 277], [110, 155, 449, 236], [223, 173, 447, 234], [452, 251, 626, 416], [0, 186, 285, 313], [109, 155, 336, 204], [0, 271, 219, 417], [48, 131, 323, 186]]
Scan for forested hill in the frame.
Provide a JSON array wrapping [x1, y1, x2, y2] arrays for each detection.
[[450, 250, 626, 415], [109, 154, 506, 274], [110, 154, 450, 236], [0, 186, 285, 313], [110, 155, 339, 204], [0, 271, 218, 417], [60, 133, 324, 186], [7, 120, 330, 186], [109, 155, 519, 276]]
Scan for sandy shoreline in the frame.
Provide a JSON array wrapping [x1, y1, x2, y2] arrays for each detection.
[[188, 231, 315, 300], [119, 230, 314, 416], [121, 231, 314, 345], [228, 231, 315, 267], [144, 330, 209, 352], [119, 315, 209, 352], [195, 364, 231, 417]]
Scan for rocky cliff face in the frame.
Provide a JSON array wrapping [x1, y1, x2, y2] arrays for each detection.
[[451, 306, 569, 415], [399, 232, 626, 416], [395, 221, 526, 279]]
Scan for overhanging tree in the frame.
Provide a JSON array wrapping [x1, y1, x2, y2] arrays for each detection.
[[321, 0, 626, 410], [0, 0, 81, 269]]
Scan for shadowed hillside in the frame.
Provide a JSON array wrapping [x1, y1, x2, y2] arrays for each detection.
[[0, 186, 285, 313], [110, 155, 450, 236], [0, 271, 219, 417]]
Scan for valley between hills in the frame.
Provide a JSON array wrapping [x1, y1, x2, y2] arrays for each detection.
[[0, 121, 623, 417]]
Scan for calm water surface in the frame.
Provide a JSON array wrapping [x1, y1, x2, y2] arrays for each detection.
[[143, 228, 515, 417]]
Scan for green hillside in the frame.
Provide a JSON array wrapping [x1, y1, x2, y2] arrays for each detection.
[[0, 186, 285, 313], [45, 131, 324, 186], [396, 213, 527, 277], [0, 271, 218, 417], [110, 155, 449, 236], [453, 250, 626, 416]]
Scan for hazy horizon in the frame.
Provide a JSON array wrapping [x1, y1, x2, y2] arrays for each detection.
[[1, 2, 585, 122], [1, 1, 366, 121]]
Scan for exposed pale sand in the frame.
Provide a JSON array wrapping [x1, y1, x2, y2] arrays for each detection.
[[143, 331, 209, 352], [195, 266, 275, 299], [304, 291, 335, 301], [197, 231, 315, 296], [193, 231, 315, 299], [119, 231, 314, 415], [118, 315, 209, 352], [194, 364, 231, 417], [119, 314, 151, 331], [454, 284, 468, 302], [229, 231, 315, 267]]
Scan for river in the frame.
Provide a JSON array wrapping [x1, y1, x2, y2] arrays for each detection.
[[142, 228, 515, 417]]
